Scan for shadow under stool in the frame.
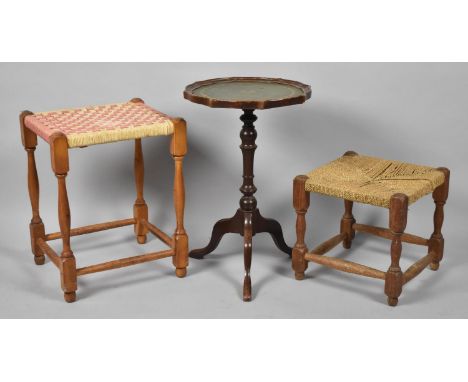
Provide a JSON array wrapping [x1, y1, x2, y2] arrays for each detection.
[[292, 151, 450, 306], [20, 98, 188, 302]]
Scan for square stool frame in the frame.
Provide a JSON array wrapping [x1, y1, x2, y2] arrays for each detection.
[[292, 151, 450, 306], [20, 98, 188, 302]]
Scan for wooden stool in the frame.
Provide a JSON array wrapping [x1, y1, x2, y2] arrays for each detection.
[[292, 151, 449, 306], [20, 98, 188, 302]]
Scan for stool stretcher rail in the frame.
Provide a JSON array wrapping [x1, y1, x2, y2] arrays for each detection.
[[309, 233, 346, 256], [305, 252, 386, 280], [76, 249, 174, 276], [45, 218, 136, 241], [144, 221, 173, 247], [353, 223, 429, 246], [37, 238, 61, 268], [403, 253, 433, 284]]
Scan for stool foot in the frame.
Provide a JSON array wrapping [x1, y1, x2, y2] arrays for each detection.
[[64, 291, 76, 303], [175, 267, 187, 278], [137, 235, 147, 244], [387, 297, 398, 307], [34, 255, 45, 265], [295, 272, 305, 280], [430, 262, 440, 271]]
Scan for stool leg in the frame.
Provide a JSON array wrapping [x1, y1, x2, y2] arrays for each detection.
[[340, 200, 355, 249], [20, 112, 46, 265], [27, 146, 46, 265], [133, 138, 149, 244], [292, 175, 310, 280], [385, 193, 408, 307], [429, 168, 450, 271], [51, 133, 77, 303], [171, 119, 188, 278]]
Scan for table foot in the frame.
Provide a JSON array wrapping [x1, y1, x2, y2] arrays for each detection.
[[253, 210, 292, 257], [243, 212, 253, 301], [189, 210, 243, 259], [243, 275, 252, 301], [189, 208, 291, 259]]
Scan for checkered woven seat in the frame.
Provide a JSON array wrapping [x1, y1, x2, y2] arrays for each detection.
[[20, 98, 188, 303], [24, 101, 174, 148], [305, 153, 445, 208]]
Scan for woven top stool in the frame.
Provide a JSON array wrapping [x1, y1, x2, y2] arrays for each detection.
[[292, 151, 450, 306], [20, 98, 188, 302]]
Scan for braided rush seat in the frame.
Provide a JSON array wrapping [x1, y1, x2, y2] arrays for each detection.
[[24, 100, 174, 147], [292, 151, 449, 307], [305, 153, 445, 208]]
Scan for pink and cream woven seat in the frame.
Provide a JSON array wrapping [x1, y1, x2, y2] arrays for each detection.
[[20, 98, 188, 303], [24, 99, 174, 147]]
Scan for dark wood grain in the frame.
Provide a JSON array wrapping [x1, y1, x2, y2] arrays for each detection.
[[429, 167, 450, 271], [185, 78, 309, 301], [184, 77, 311, 110], [243, 212, 253, 301], [188, 211, 244, 259], [340, 151, 357, 249], [340, 200, 355, 249], [239, 110, 258, 212], [188, 109, 292, 300], [292, 175, 310, 280], [384, 193, 408, 307], [253, 211, 291, 255]]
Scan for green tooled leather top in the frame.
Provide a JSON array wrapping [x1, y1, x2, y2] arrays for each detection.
[[192, 80, 304, 101]]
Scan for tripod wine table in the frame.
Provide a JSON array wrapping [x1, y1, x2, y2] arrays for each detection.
[[184, 77, 311, 301]]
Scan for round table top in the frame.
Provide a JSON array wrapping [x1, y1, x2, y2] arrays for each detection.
[[184, 77, 311, 109]]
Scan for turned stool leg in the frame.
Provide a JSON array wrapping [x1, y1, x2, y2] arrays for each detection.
[[20, 111, 45, 265], [292, 175, 310, 280], [385, 193, 408, 307], [171, 119, 188, 278], [341, 200, 355, 249], [51, 133, 77, 303], [429, 168, 450, 271], [133, 138, 149, 244], [340, 151, 358, 249]]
